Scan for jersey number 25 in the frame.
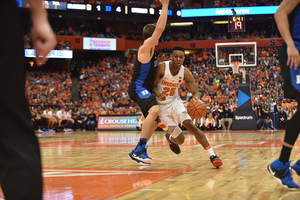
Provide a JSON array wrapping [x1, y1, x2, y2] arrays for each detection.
[[162, 87, 176, 96]]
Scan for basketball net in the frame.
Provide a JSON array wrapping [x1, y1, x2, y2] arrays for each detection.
[[230, 61, 241, 75]]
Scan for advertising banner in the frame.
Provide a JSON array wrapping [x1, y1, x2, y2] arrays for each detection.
[[83, 37, 117, 51], [181, 6, 279, 17], [232, 83, 257, 130], [24, 49, 73, 59], [97, 115, 138, 130]]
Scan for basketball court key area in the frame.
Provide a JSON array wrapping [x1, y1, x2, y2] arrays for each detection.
[[1, 130, 300, 200]]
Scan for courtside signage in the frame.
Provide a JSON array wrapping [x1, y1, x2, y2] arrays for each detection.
[[83, 37, 117, 51], [181, 6, 279, 17], [24, 49, 73, 58], [97, 116, 137, 130]]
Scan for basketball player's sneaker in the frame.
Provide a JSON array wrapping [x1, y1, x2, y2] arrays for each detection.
[[165, 133, 181, 154], [210, 155, 223, 168], [267, 159, 299, 190], [291, 159, 300, 176], [129, 144, 152, 165]]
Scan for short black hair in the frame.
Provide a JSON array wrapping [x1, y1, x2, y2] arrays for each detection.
[[172, 46, 185, 53], [143, 24, 156, 40]]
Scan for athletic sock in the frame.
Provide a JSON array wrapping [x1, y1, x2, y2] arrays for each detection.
[[205, 145, 215, 157], [279, 145, 292, 164], [138, 138, 147, 146]]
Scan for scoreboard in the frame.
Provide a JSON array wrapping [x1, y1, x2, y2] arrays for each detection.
[[228, 15, 246, 32], [44, 1, 67, 10], [17, 0, 67, 10], [17, 0, 181, 17]]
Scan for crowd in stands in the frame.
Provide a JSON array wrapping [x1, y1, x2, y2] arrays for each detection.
[[23, 28, 281, 50], [26, 44, 298, 133], [26, 70, 73, 107], [24, 35, 72, 50]]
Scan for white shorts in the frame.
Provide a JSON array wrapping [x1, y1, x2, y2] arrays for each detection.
[[157, 97, 191, 131]]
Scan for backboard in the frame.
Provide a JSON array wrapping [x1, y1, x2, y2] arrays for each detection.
[[215, 42, 257, 69]]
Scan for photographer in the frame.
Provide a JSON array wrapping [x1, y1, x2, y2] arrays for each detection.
[[257, 104, 270, 130]]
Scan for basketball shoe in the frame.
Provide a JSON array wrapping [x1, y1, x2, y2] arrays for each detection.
[[210, 155, 223, 168], [165, 133, 181, 154], [267, 159, 299, 190], [291, 159, 300, 176], [129, 144, 152, 165]]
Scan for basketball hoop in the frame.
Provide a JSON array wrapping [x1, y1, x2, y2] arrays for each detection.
[[230, 61, 241, 75]]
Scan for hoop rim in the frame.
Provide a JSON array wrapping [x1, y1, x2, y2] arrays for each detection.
[[230, 61, 242, 67], [230, 61, 241, 74]]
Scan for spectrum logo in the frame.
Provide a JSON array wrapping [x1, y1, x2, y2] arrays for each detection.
[[235, 116, 253, 120]]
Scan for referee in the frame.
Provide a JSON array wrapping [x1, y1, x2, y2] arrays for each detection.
[[0, 1, 55, 199]]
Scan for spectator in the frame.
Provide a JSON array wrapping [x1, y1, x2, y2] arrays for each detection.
[[277, 107, 287, 129], [86, 109, 96, 130], [205, 113, 216, 130], [221, 104, 233, 130], [286, 106, 294, 125], [212, 104, 222, 129]]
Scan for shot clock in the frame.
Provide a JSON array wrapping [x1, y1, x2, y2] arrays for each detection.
[[228, 15, 246, 32]]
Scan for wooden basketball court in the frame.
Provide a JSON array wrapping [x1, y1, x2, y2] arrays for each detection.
[[2, 130, 300, 200]]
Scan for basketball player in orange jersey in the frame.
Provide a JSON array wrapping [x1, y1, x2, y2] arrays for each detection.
[[153, 46, 223, 168]]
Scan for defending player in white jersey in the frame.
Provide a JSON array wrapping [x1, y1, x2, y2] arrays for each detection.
[[152, 46, 223, 168]]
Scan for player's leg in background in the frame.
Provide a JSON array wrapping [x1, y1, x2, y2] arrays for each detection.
[[0, 1, 42, 199]]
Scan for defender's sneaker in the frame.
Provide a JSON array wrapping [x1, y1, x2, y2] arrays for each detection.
[[129, 144, 152, 165], [292, 159, 300, 176], [267, 159, 299, 190], [210, 155, 223, 168], [165, 133, 181, 154]]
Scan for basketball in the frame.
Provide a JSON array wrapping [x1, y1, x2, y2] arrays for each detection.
[[187, 100, 207, 119]]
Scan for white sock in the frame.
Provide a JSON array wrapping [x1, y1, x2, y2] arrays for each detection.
[[205, 145, 215, 157]]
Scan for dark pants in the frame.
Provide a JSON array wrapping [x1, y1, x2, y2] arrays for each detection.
[[277, 119, 287, 129], [0, 2, 42, 200], [86, 120, 95, 130], [257, 119, 269, 130]]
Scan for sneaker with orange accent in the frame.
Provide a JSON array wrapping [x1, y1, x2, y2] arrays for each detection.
[[210, 155, 223, 168], [165, 133, 181, 154]]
